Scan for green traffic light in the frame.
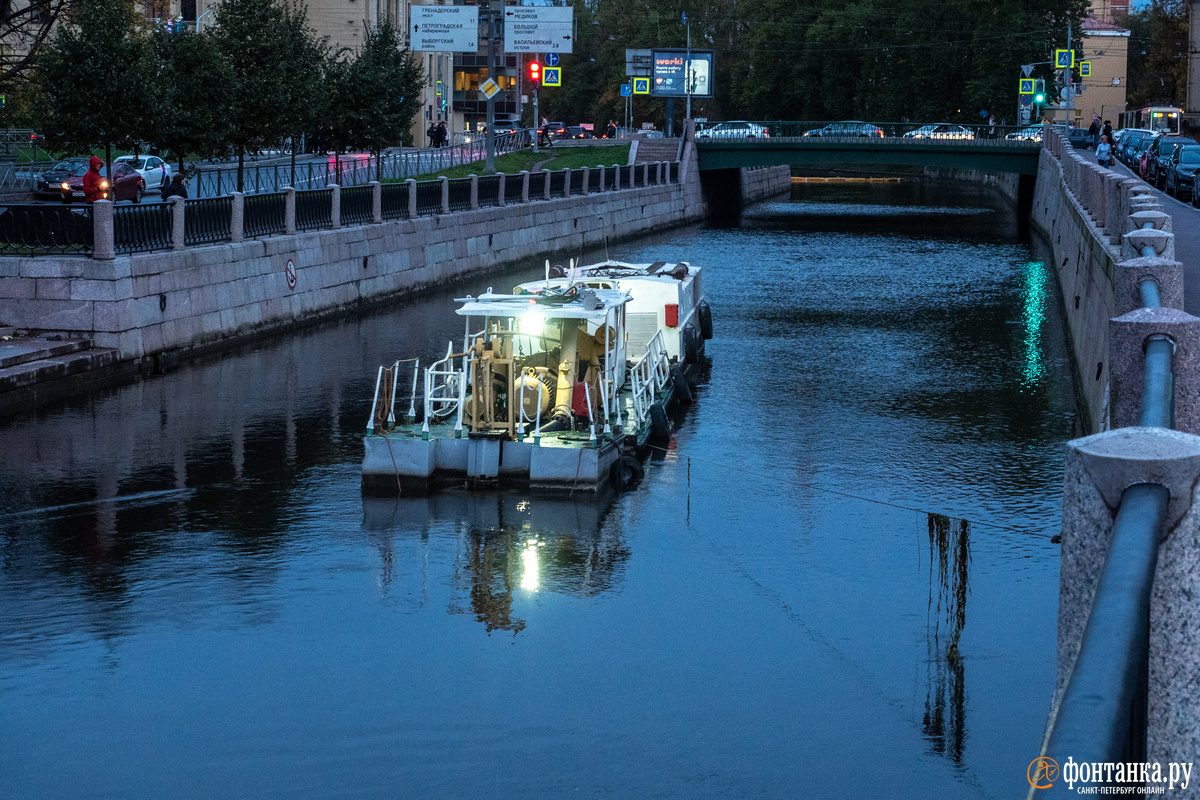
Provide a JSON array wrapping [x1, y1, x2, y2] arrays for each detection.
[[1035, 93, 1045, 103]]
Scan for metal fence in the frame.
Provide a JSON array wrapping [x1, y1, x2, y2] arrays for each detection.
[[549, 170, 566, 198], [477, 175, 501, 208], [380, 183, 408, 220], [295, 188, 332, 231], [341, 185, 373, 227], [243, 192, 286, 239], [415, 181, 441, 216], [503, 174, 524, 205], [569, 168, 586, 196], [114, 203, 173, 254], [0, 204, 92, 255], [184, 196, 232, 246], [447, 178, 472, 212]]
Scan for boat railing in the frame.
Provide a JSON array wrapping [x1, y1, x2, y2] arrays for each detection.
[[422, 343, 468, 437], [367, 357, 420, 432], [629, 331, 671, 426]]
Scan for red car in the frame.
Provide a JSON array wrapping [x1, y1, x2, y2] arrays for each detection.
[[61, 161, 146, 203]]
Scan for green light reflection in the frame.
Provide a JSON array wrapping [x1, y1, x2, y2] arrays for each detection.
[[1020, 261, 1048, 391]]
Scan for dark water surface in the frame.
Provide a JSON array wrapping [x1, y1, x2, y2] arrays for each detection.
[[0, 180, 1075, 799]]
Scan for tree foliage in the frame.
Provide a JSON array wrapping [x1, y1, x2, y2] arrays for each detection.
[[148, 26, 234, 173], [0, 0, 76, 88], [1119, 0, 1188, 108], [34, 0, 157, 157]]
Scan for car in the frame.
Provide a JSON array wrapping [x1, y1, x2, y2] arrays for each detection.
[[697, 120, 770, 139], [1147, 137, 1189, 189], [34, 157, 90, 198], [564, 125, 595, 140], [1164, 146, 1200, 200], [1135, 137, 1157, 179], [61, 161, 145, 203], [904, 124, 974, 140], [1006, 125, 1043, 141], [541, 121, 566, 141], [1113, 130, 1144, 164], [1053, 125, 1092, 149], [803, 121, 882, 138], [115, 154, 172, 191]]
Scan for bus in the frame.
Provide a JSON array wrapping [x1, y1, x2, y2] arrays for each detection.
[[1117, 106, 1183, 135]]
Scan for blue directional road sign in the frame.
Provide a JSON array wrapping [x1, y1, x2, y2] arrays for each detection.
[[545, 52, 560, 67], [620, 84, 631, 97], [543, 67, 561, 87]]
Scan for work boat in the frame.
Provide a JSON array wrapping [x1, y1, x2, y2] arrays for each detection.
[[514, 259, 712, 367], [361, 280, 695, 495]]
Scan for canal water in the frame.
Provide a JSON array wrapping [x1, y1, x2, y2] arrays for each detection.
[[0, 179, 1075, 799]]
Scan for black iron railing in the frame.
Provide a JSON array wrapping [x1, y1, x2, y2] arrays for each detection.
[[588, 168, 603, 193], [114, 203, 173, 254], [381, 182, 409, 220], [341, 185, 373, 226], [477, 175, 501, 208], [295, 188, 333, 231], [243, 192, 286, 238], [569, 169, 586, 196], [669, 162, 680, 183], [0, 204, 93, 255], [504, 173, 525, 205], [184, 196, 232, 246], [549, 170, 566, 197], [415, 181, 441, 215], [620, 165, 634, 187], [447, 178, 472, 212]]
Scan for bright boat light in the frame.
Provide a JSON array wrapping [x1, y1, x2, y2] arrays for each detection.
[[519, 312, 543, 336]]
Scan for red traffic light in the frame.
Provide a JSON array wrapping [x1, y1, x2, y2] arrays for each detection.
[[528, 61, 541, 87]]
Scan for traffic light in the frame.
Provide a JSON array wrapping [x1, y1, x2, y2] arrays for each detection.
[[1034, 79, 1046, 104], [528, 60, 541, 89]]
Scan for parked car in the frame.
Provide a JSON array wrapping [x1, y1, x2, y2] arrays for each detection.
[[1164, 146, 1200, 200], [803, 121, 883, 138], [1114, 130, 1146, 165], [115, 154, 172, 191], [61, 161, 145, 203], [1148, 137, 1189, 189], [904, 124, 974, 140], [1006, 125, 1043, 141], [1136, 137, 1157, 179], [34, 157, 90, 199], [697, 120, 770, 139], [564, 125, 595, 140], [1053, 125, 1092, 149]]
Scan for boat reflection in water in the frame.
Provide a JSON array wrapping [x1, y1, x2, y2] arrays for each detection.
[[362, 490, 628, 633]]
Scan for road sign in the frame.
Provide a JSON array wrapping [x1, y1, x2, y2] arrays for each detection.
[[1019, 78, 1034, 94], [545, 52, 559, 67], [410, 5, 479, 52], [1022, 64, 1034, 77], [543, 67, 561, 87], [620, 84, 631, 97], [504, 6, 573, 53], [1020, 108, 1031, 123], [1019, 94, 1033, 108], [632, 77, 650, 95], [479, 78, 500, 99], [1079, 61, 1091, 78], [1054, 49, 1074, 69], [436, 80, 443, 97], [625, 48, 652, 77]]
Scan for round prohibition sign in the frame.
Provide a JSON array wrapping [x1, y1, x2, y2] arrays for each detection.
[[285, 258, 297, 291]]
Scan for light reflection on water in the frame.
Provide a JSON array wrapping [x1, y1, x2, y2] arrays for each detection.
[[0, 180, 1073, 799]]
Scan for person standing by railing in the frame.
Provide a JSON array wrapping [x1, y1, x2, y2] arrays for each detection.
[[83, 156, 105, 203], [162, 173, 188, 199]]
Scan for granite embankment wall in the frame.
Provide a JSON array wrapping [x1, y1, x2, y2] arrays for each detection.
[[0, 157, 789, 368], [1031, 127, 1175, 432]]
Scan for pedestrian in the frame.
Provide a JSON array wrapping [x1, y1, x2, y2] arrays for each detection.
[[161, 173, 188, 199], [606, 119, 617, 139], [1088, 116, 1100, 149], [1096, 135, 1113, 168], [427, 121, 437, 148], [437, 121, 448, 148], [82, 155, 105, 203], [988, 115, 996, 139], [1101, 119, 1113, 143], [539, 116, 553, 148]]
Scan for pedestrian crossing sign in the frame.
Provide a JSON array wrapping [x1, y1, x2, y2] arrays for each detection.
[[543, 67, 561, 87], [1019, 78, 1034, 94], [1079, 61, 1091, 78], [1055, 49, 1074, 69], [633, 77, 650, 95]]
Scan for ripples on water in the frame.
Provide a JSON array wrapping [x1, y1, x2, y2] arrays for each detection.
[[0, 180, 1074, 799]]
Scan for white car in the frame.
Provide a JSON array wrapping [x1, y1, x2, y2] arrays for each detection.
[[697, 121, 770, 140], [114, 155, 172, 191], [1006, 125, 1044, 142], [904, 124, 975, 140]]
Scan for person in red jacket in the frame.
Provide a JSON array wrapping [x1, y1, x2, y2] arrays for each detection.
[[82, 156, 106, 202]]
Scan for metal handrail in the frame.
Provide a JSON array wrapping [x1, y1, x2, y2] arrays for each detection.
[[421, 343, 465, 437], [629, 330, 671, 425], [1032, 482, 1168, 797]]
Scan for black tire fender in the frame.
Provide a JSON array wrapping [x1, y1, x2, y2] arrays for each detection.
[[609, 454, 644, 490], [697, 300, 713, 340], [670, 366, 692, 405], [649, 403, 670, 439], [682, 324, 702, 365]]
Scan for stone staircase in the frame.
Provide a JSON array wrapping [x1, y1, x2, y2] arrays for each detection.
[[0, 331, 123, 413], [634, 137, 682, 163]]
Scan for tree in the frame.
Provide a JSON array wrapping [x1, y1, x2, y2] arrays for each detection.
[[1120, 0, 1188, 108], [147, 25, 234, 175], [276, 1, 326, 187], [325, 21, 423, 181], [211, 0, 318, 191], [33, 0, 156, 170], [0, 0, 77, 88]]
